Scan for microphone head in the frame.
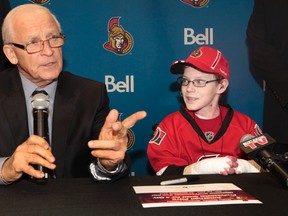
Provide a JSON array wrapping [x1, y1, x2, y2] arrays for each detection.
[[31, 92, 49, 109], [239, 133, 276, 164], [240, 134, 255, 143]]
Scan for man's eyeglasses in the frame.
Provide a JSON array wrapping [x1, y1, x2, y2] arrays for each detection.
[[8, 34, 65, 54], [177, 77, 221, 87]]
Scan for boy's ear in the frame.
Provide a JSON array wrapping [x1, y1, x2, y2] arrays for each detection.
[[218, 79, 229, 93]]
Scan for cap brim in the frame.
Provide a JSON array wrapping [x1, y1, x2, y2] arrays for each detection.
[[170, 61, 191, 74], [170, 60, 220, 76]]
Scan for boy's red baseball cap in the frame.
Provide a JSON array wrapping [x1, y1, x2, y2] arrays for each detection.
[[170, 46, 230, 80]]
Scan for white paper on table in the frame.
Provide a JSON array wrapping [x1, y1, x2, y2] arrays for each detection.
[[133, 183, 262, 208]]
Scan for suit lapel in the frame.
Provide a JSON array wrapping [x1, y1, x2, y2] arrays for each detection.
[[4, 93, 29, 145], [0, 69, 29, 148], [52, 73, 76, 177]]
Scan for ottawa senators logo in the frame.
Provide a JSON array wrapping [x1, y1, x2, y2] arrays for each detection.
[[191, 48, 203, 58], [181, 0, 209, 8], [29, 0, 50, 5], [118, 113, 135, 150], [103, 17, 134, 55], [149, 127, 166, 146]]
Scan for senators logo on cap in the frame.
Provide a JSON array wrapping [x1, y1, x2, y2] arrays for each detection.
[[191, 48, 203, 58]]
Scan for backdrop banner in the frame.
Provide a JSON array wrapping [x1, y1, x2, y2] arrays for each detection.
[[9, 0, 263, 176]]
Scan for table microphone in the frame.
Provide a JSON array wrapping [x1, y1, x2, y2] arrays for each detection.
[[31, 91, 50, 184], [239, 133, 288, 187]]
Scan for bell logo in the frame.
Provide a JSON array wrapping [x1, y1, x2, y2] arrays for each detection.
[[105, 75, 134, 93], [184, 28, 214, 45]]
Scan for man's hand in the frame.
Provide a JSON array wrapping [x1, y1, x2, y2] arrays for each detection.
[[88, 109, 147, 171], [1, 135, 56, 183]]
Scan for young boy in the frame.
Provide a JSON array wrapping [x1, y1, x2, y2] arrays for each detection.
[[147, 46, 261, 176]]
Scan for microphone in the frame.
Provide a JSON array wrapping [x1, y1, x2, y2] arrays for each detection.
[[31, 91, 50, 183], [239, 133, 288, 187]]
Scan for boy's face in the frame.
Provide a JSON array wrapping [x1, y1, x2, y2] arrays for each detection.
[[181, 66, 223, 115]]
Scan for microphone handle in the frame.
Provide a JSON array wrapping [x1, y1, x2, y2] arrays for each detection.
[[259, 149, 288, 187], [33, 108, 50, 184]]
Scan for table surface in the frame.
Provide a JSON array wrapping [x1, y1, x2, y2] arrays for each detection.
[[0, 173, 287, 216]]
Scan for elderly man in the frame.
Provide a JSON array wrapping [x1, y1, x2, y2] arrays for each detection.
[[0, 4, 146, 185]]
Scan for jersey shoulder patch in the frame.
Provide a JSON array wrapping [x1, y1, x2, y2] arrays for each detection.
[[149, 127, 166, 145]]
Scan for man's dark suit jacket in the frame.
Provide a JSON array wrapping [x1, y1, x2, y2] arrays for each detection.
[[247, 0, 288, 152], [0, 67, 128, 180], [0, 0, 13, 71]]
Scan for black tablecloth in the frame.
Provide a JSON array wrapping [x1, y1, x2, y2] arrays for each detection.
[[0, 173, 287, 216]]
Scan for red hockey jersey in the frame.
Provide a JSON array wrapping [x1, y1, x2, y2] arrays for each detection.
[[147, 105, 262, 173]]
